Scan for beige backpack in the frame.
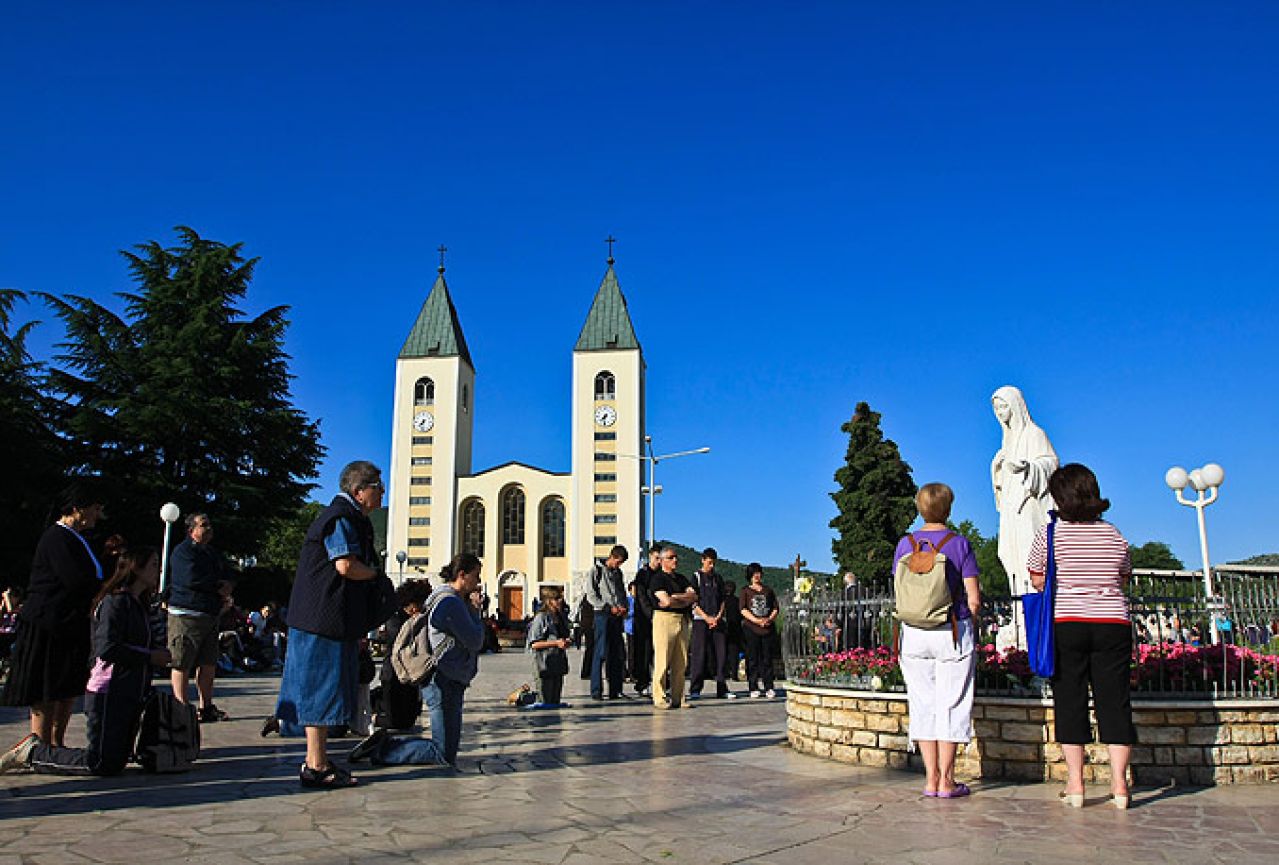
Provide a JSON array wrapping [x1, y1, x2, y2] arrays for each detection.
[[893, 532, 958, 630], [390, 594, 454, 686]]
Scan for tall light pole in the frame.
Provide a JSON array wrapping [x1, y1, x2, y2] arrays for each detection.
[[395, 550, 407, 584], [621, 435, 710, 553], [1165, 463, 1225, 642], [159, 502, 180, 594]]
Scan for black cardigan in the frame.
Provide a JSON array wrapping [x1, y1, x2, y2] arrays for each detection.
[[20, 523, 102, 635]]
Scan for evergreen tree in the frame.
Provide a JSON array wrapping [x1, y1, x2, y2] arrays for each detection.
[[1129, 541, 1184, 571], [0, 290, 66, 584], [951, 520, 1010, 600], [41, 227, 324, 557], [829, 402, 917, 583]]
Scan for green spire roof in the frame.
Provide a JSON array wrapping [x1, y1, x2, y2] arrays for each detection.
[[399, 272, 473, 365], [575, 265, 641, 352]]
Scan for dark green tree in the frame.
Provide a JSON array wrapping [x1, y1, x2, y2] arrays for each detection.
[[1129, 541, 1184, 570], [951, 520, 1010, 599], [0, 290, 66, 585], [829, 402, 918, 583], [42, 227, 324, 558]]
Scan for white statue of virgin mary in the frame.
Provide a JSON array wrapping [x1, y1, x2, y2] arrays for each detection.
[[990, 385, 1058, 597]]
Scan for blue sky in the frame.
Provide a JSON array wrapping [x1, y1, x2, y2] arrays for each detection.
[[3, 3, 1277, 570]]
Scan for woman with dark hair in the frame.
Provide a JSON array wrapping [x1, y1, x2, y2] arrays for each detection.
[[348, 553, 485, 768], [1, 547, 171, 775], [739, 564, 778, 698], [2, 483, 108, 748], [1028, 463, 1136, 809]]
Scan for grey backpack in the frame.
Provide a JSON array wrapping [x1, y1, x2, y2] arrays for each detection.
[[893, 532, 958, 630], [391, 593, 455, 686]]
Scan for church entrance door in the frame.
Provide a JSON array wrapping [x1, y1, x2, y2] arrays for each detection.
[[501, 586, 524, 622]]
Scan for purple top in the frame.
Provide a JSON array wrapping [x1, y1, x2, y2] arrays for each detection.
[[893, 529, 980, 620]]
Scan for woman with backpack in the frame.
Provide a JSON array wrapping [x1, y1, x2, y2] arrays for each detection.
[[894, 483, 981, 799], [1, 546, 171, 775]]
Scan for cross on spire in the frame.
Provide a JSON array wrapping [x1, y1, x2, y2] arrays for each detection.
[[605, 234, 616, 266], [437, 244, 448, 275]]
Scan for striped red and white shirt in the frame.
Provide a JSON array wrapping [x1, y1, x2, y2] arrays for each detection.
[[1026, 520, 1131, 624]]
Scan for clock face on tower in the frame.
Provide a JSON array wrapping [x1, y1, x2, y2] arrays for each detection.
[[594, 405, 617, 428], [413, 410, 435, 432]]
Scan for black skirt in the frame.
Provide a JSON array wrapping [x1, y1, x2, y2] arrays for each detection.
[[1, 618, 92, 706]]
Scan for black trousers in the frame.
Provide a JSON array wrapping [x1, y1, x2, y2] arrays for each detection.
[[538, 672, 564, 705], [689, 621, 726, 695], [630, 615, 652, 690], [743, 629, 775, 690], [1051, 621, 1136, 745], [29, 689, 141, 776]]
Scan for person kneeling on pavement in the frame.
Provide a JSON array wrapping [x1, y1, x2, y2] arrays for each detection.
[[348, 554, 485, 769], [525, 589, 571, 708]]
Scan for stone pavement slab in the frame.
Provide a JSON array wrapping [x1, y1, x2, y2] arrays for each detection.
[[4, 650, 1279, 864]]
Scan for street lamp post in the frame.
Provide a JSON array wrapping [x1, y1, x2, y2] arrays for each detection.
[[1165, 462, 1225, 643], [622, 435, 710, 553], [159, 502, 181, 594]]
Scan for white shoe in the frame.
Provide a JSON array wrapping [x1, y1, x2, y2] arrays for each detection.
[[725, 692, 737, 700], [0, 734, 39, 774], [765, 689, 776, 699], [750, 690, 761, 699]]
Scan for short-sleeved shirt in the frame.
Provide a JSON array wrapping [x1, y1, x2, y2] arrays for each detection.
[[650, 571, 693, 617], [740, 584, 778, 636], [892, 530, 980, 620], [324, 517, 363, 561], [1027, 520, 1131, 624]]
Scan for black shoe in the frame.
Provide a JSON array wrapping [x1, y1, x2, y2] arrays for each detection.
[[299, 762, 358, 789], [609, 692, 630, 700], [260, 717, 280, 738], [198, 704, 229, 723], [590, 693, 605, 701], [348, 728, 388, 763]]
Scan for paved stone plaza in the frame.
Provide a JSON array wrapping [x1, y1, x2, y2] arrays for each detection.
[[3, 650, 1279, 864]]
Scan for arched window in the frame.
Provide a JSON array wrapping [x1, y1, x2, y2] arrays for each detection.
[[461, 499, 485, 557], [594, 371, 615, 401], [502, 487, 526, 545], [541, 499, 566, 558], [414, 377, 435, 406]]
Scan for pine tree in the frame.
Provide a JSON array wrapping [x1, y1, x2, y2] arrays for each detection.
[[0, 289, 66, 583], [829, 402, 917, 583], [42, 227, 325, 557]]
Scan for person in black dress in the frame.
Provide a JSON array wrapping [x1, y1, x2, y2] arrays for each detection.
[[2, 483, 108, 747]]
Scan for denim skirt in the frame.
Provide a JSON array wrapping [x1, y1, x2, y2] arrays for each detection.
[[274, 628, 358, 727]]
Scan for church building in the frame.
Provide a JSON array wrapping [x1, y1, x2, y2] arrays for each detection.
[[384, 251, 646, 621]]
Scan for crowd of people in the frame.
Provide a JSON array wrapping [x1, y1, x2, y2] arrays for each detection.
[[1, 458, 1147, 806]]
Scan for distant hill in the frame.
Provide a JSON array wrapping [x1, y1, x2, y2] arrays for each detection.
[[660, 541, 834, 597], [1234, 553, 1279, 566]]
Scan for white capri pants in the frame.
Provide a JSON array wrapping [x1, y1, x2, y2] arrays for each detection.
[[899, 617, 975, 743]]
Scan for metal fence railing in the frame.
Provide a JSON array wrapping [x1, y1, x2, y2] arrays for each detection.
[[782, 568, 1279, 701]]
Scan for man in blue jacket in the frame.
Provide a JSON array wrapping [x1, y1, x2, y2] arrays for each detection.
[[167, 513, 230, 722]]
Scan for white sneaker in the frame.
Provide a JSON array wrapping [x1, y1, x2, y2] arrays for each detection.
[[750, 690, 761, 699], [725, 692, 737, 700], [765, 688, 777, 699]]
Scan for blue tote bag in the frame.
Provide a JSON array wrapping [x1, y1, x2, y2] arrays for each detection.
[[1022, 512, 1058, 677]]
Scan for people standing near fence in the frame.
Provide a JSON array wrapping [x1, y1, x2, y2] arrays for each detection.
[[739, 563, 778, 698], [650, 547, 697, 709], [2, 483, 108, 750], [2, 547, 171, 776], [630, 546, 660, 697], [894, 482, 981, 799], [689, 548, 734, 699], [1028, 463, 1135, 809]]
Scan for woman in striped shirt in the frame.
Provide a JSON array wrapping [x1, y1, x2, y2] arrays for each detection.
[[1028, 463, 1136, 809]]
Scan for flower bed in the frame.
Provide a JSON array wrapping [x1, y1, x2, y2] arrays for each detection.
[[789, 642, 1279, 700]]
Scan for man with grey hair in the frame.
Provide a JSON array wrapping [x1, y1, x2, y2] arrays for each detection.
[[168, 512, 231, 722], [649, 546, 698, 709]]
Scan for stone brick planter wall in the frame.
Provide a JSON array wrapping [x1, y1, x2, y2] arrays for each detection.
[[787, 684, 1279, 785]]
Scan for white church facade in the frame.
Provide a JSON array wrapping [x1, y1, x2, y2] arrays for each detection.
[[384, 254, 646, 620]]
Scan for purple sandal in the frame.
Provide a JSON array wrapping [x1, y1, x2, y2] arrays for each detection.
[[935, 783, 971, 799]]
